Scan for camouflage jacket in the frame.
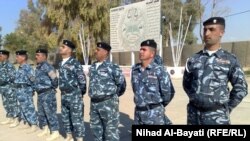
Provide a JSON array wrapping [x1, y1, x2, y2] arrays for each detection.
[[0, 61, 16, 86], [183, 49, 248, 111], [58, 57, 86, 94], [35, 61, 58, 91], [131, 61, 175, 107], [88, 59, 126, 99], [14, 63, 35, 88]]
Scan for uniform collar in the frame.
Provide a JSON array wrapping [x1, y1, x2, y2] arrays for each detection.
[[1, 60, 8, 65], [133, 60, 156, 71], [19, 63, 27, 68], [202, 48, 224, 57], [94, 58, 110, 66], [37, 61, 47, 67]]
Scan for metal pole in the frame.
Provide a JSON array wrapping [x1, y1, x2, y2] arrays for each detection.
[[159, 34, 163, 57], [131, 51, 135, 66], [110, 53, 113, 62]]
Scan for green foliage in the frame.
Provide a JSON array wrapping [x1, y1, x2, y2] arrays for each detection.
[[3, 0, 203, 62], [161, 0, 203, 45], [38, 0, 120, 60]]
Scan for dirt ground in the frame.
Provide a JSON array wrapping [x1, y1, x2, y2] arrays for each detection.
[[0, 76, 250, 141]]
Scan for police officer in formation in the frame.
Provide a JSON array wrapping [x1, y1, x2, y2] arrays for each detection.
[[58, 40, 86, 141], [183, 17, 248, 125], [14, 50, 38, 133], [0, 50, 19, 127], [34, 48, 60, 140], [88, 42, 126, 141], [131, 39, 175, 125]]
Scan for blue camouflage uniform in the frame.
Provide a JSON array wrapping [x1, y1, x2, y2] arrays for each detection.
[[0, 61, 19, 118], [58, 57, 86, 138], [88, 59, 126, 141], [35, 61, 59, 131], [153, 54, 164, 66], [183, 49, 248, 125], [15, 63, 38, 125], [131, 61, 175, 125]]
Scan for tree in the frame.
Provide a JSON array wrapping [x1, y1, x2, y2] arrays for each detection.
[[3, 33, 28, 53], [4, 0, 48, 59], [161, 0, 202, 46], [38, 0, 120, 61]]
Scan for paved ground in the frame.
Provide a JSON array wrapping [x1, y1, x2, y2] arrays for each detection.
[[0, 76, 250, 141]]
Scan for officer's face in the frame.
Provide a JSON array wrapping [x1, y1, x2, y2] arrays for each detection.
[[94, 47, 108, 62], [0, 54, 7, 62], [16, 55, 25, 64], [139, 46, 154, 61], [35, 53, 46, 63], [203, 24, 224, 47], [59, 45, 72, 55]]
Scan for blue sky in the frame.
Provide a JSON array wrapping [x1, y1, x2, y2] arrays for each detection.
[[0, 0, 27, 36], [0, 0, 250, 43]]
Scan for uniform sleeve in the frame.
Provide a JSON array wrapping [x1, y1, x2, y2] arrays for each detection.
[[159, 67, 175, 106], [27, 66, 35, 90], [112, 65, 126, 97], [228, 58, 248, 113], [4, 64, 16, 84], [183, 58, 193, 94], [48, 66, 58, 89], [75, 63, 87, 95]]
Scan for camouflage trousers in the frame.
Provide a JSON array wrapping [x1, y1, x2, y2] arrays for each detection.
[[16, 87, 38, 125], [90, 95, 119, 141], [61, 89, 85, 137], [187, 103, 230, 125], [134, 105, 172, 125], [0, 86, 19, 118], [38, 90, 59, 131]]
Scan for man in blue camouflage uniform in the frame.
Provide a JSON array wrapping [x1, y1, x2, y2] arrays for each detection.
[[183, 17, 248, 125], [88, 42, 126, 141], [58, 40, 86, 141], [15, 50, 38, 133], [131, 39, 175, 125], [0, 50, 19, 127], [34, 48, 60, 140]]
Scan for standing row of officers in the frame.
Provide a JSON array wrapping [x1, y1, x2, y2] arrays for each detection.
[[0, 16, 248, 141]]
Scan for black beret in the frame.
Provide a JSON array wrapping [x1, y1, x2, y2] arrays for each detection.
[[97, 42, 111, 52], [0, 50, 10, 56], [203, 17, 225, 27], [16, 50, 27, 55], [63, 39, 75, 49], [36, 48, 48, 54], [140, 39, 157, 49]]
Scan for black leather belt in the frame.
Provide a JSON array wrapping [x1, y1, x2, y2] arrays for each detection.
[[189, 102, 225, 112], [15, 83, 28, 88], [91, 95, 114, 103], [136, 103, 162, 111], [36, 88, 53, 94]]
